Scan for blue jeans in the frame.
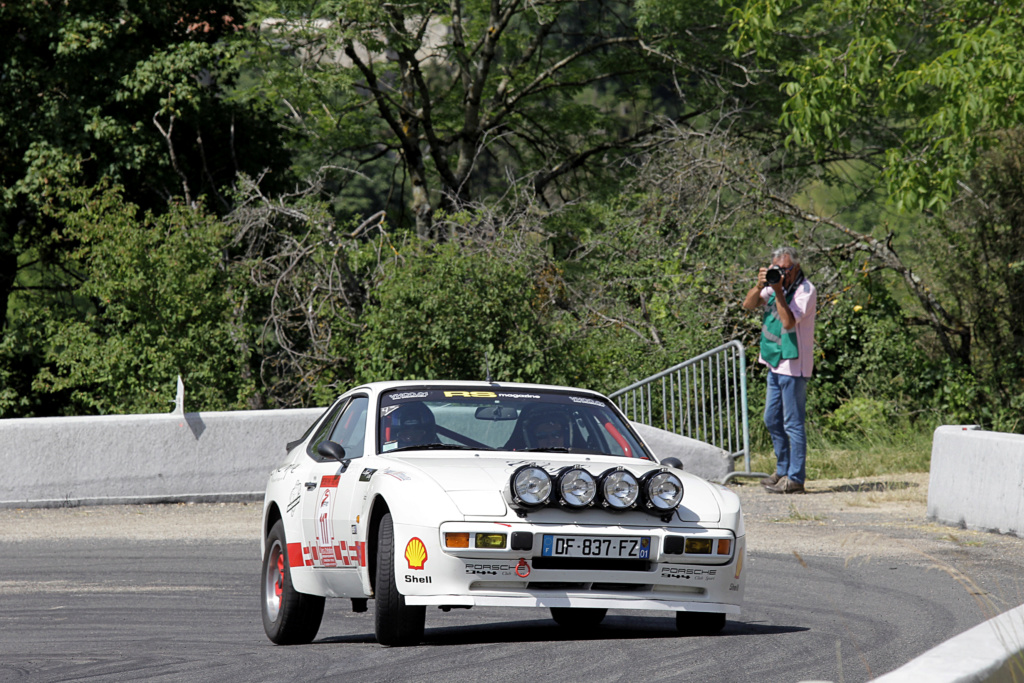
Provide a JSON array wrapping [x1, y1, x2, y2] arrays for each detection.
[[764, 371, 808, 484]]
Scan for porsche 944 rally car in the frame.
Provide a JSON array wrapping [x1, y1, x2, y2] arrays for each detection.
[[260, 381, 745, 646]]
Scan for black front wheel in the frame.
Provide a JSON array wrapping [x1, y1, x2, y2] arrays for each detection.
[[261, 520, 325, 644], [374, 513, 426, 646]]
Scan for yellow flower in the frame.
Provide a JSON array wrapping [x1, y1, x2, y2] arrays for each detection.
[[853, 305, 863, 312]]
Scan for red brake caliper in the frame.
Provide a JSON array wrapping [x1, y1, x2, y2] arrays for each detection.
[[275, 554, 284, 605]]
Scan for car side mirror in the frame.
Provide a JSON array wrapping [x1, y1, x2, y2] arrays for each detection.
[[659, 456, 683, 470], [317, 440, 347, 462]]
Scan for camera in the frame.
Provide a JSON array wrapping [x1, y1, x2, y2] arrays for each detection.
[[765, 266, 784, 285]]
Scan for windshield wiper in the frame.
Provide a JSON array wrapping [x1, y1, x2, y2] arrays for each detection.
[[523, 446, 571, 453], [389, 442, 477, 453]]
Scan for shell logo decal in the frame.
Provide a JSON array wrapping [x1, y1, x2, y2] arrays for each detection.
[[405, 537, 428, 569]]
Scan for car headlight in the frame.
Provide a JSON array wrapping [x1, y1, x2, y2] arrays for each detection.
[[556, 466, 597, 508], [509, 464, 552, 510], [598, 467, 639, 510], [641, 469, 683, 512]]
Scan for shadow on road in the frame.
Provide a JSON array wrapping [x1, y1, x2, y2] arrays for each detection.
[[315, 616, 807, 646]]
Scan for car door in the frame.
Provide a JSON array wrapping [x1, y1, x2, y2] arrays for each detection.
[[300, 394, 369, 574]]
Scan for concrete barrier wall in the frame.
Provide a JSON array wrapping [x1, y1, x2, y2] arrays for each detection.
[[0, 409, 732, 508], [630, 422, 733, 482], [928, 426, 1024, 537], [0, 408, 323, 508], [5, 411, 1021, 539]]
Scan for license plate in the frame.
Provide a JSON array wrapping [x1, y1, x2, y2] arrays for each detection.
[[541, 535, 651, 559]]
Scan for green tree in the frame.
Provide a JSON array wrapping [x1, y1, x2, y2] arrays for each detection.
[[0, 0, 287, 299], [913, 131, 1024, 428], [7, 183, 258, 415], [236, 0, 761, 237], [727, 0, 1024, 213], [226, 172, 388, 408], [357, 238, 590, 385], [0, 0, 290, 414]]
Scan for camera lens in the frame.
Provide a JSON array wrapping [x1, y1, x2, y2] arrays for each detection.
[[766, 267, 782, 284]]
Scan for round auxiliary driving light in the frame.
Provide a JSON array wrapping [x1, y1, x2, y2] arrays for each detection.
[[598, 467, 640, 510], [641, 469, 684, 512], [556, 466, 597, 508], [509, 464, 553, 509]]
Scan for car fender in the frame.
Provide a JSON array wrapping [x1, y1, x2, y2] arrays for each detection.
[[708, 482, 745, 537], [260, 459, 305, 560], [359, 459, 465, 596]]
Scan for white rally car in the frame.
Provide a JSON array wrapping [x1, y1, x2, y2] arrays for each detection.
[[260, 381, 745, 646]]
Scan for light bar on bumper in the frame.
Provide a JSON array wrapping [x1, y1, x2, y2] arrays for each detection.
[[506, 464, 683, 517], [507, 464, 553, 510], [640, 469, 684, 512], [555, 465, 598, 508]]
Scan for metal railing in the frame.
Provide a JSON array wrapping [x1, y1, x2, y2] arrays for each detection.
[[609, 340, 767, 484]]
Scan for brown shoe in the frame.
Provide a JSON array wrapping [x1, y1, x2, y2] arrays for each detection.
[[760, 473, 782, 487], [765, 476, 805, 494]]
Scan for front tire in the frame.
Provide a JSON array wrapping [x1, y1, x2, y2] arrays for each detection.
[[261, 519, 325, 644], [675, 611, 726, 635], [374, 513, 426, 646], [549, 607, 607, 629]]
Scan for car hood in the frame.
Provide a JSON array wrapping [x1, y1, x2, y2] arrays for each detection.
[[381, 452, 723, 524]]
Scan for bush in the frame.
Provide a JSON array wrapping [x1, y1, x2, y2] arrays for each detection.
[[356, 239, 591, 385], [20, 183, 257, 415]]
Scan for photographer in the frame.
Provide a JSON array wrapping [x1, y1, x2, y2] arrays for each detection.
[[742, 246, 817, 494]]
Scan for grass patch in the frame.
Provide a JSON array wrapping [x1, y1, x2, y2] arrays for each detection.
[[786, 503, 824, 522], [767, 503, 825, 523], [846, 480, 927, 506], [941, 533, 986, 548], [749, 422, 933, 480]]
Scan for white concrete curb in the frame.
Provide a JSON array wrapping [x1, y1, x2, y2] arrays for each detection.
[[871, 603, 1024, 682]]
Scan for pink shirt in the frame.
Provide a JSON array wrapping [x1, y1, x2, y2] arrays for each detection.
[[757, 278, 817, 378]]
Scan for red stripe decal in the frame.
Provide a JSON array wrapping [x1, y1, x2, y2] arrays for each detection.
[[287, 543, 303, 569]]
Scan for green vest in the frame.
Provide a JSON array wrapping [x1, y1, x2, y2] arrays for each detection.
[[760, 284, 801, 368]]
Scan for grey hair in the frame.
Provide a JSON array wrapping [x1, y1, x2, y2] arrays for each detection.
[[772, 246, 799, 264]]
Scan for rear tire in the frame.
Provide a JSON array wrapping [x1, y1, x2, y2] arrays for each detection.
[[261, 520, 325, 644], [549, 607, 607, 629], [374, 513, 426, 646], [675, 611, 726, 635]]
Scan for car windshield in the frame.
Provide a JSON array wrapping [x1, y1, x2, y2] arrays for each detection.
[[377, 387, 652, 459]]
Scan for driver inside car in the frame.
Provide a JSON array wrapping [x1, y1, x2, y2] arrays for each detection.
[[525, 412, 572, 451], [388, 403, 437, 450]]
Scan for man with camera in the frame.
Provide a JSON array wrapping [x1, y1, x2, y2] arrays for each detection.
[[742, 246, 818, 494]]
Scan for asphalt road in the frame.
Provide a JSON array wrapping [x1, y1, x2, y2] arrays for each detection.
[[1, 531, 1018, 683], [5, 475, 1023, 683]]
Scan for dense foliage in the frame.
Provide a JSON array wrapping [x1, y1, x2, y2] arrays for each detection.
[[29, 184, 255, 414], [3, 0, 1023, 447], [0, 0, 289, 414]]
